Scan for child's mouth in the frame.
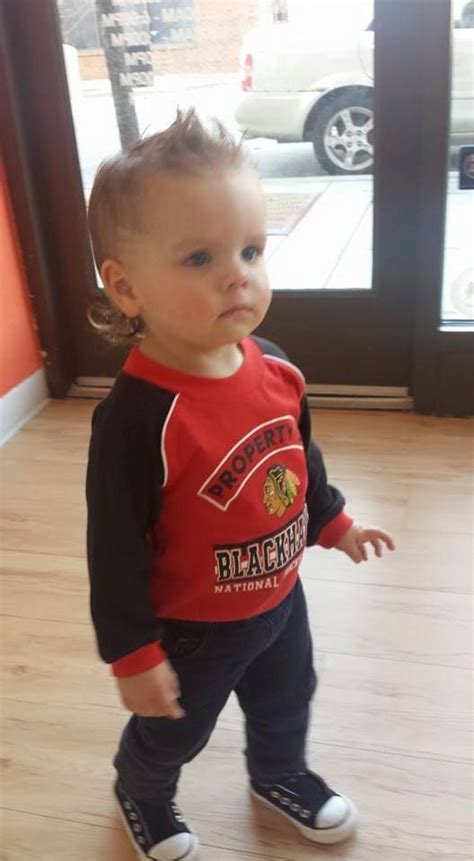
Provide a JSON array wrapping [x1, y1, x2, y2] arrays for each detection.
[[219, 305, 253, 319]]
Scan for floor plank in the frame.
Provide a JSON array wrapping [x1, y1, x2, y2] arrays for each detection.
[[2, 613, 470, 764], [299, 529, 472, 593], [1, 401, 472, 860], [2, 703, 471, 861]]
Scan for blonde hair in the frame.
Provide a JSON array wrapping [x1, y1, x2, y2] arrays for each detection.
[[87, 108, 249, 344]]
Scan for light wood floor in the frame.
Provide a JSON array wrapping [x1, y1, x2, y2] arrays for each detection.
[[1, 401, 473, 861]]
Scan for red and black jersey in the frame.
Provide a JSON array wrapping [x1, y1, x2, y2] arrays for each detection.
[[86, 337, 352, 676]]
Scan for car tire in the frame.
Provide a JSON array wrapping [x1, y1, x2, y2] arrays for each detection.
[[311, 88, 374, 176]]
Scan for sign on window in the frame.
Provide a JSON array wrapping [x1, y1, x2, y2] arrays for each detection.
[[148, 0, 195, 45], [99, 0, 154, 87]]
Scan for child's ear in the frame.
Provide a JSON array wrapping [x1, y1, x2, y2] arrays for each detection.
[[100, 258, 141, 318]]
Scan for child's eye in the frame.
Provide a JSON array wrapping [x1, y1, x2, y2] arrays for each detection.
[[184, 250, 211, 267], [242, 245, 261, 262]]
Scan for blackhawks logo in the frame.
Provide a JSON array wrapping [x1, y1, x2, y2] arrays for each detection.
[[263, 464, 300, 517]]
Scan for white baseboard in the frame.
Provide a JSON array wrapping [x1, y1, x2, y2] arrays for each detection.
[[0, 368, 49, 446]]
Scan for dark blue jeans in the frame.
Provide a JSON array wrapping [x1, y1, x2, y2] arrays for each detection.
[[115, 578, 317, 803]]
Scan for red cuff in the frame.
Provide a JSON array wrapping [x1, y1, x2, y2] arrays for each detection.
[[112, 641, 167, 678], [316, 511, 353, 549]]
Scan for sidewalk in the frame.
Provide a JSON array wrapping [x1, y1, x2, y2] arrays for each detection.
[[264, 175, 473, 322], [81, 73, 238, 97]]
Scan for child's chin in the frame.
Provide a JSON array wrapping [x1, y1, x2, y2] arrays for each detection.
[[222, 315, 261, 339]]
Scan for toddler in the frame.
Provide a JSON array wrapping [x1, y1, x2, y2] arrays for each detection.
[[86, 109, 395, 861]]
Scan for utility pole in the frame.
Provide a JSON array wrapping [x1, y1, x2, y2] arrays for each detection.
[[272, 0, 288, 22], [95, 0, 154, 149]]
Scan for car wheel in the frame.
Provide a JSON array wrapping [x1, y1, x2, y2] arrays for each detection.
[[311, 89, 374, 176]]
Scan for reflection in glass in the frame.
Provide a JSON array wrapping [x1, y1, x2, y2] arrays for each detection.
[[441, 1, 474, 321], [57, 0, 375, 291]]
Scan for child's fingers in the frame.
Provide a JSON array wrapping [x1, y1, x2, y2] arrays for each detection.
[[171, 676, 181, 698], [164, 680, 185, 719], [375, 531, 396, 551], [353, 531, 367, 562], [356, 530, 396, 560], [166, 699, 185, 720], [371, 539, 383, 557], [360, 528, 396, 551]]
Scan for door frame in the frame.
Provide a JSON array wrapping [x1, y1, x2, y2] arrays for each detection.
[[259, 0, 426, 393], [411, 0, 474, 415], [2, 0, 472, 413], [1, 0, 104, 397]]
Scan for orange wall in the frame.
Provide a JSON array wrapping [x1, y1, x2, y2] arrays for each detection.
[[0, 157, 43, 397]]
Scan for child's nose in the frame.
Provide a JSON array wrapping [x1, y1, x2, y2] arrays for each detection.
[[223, 259, 249, 290]]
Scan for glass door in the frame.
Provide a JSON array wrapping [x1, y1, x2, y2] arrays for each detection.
[[60, 0, 418, 400], [442, 2, 474, 327], [3, 0, 470, 411]]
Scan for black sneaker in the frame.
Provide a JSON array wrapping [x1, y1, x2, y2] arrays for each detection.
[[250, 769, 357, 845], [114, 780, 198, 860]]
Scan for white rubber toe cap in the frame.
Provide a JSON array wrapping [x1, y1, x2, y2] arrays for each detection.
[[149, 832, 197, 861], [316, 795, 350, 829]]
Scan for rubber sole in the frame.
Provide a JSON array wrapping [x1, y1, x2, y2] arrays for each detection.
[[250, 789, 358, 845], [117, 804, 200, 861]]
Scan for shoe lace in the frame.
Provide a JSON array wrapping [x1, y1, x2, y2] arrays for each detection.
[[284, 770, 331, 803], [169, 800, 185, 824]]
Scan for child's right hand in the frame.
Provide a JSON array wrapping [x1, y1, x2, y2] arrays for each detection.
[[116, 660, 185, 719]]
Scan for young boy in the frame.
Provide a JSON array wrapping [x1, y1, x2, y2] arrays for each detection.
[[86, 109, 395, 861]]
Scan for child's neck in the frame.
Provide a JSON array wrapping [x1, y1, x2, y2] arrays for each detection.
[[139, 336, 244, 378]]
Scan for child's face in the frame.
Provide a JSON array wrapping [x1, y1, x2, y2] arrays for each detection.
[[107, 166, 271, 358]]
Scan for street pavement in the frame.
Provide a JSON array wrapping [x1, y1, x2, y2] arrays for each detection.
[[72, 74, 326, 192]]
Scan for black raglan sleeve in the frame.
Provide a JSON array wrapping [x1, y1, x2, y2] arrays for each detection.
[[298, 394, 351, 546], [86, 381, 165, 667], [252, 335, 351, 547]]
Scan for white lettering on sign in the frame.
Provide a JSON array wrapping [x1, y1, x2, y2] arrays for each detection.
[[110, 30, 150, 47], [169, 26, 194, 42], [119, 71, 155, 87], [124, 50, 153, 67], [161, 7, 194, 23], [101, 11, 150, 29], [102, 1, 156, 87]]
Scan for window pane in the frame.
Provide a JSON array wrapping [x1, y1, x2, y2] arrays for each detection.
[[57, 0, 374, 291], [441, 1, 474, 322]]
